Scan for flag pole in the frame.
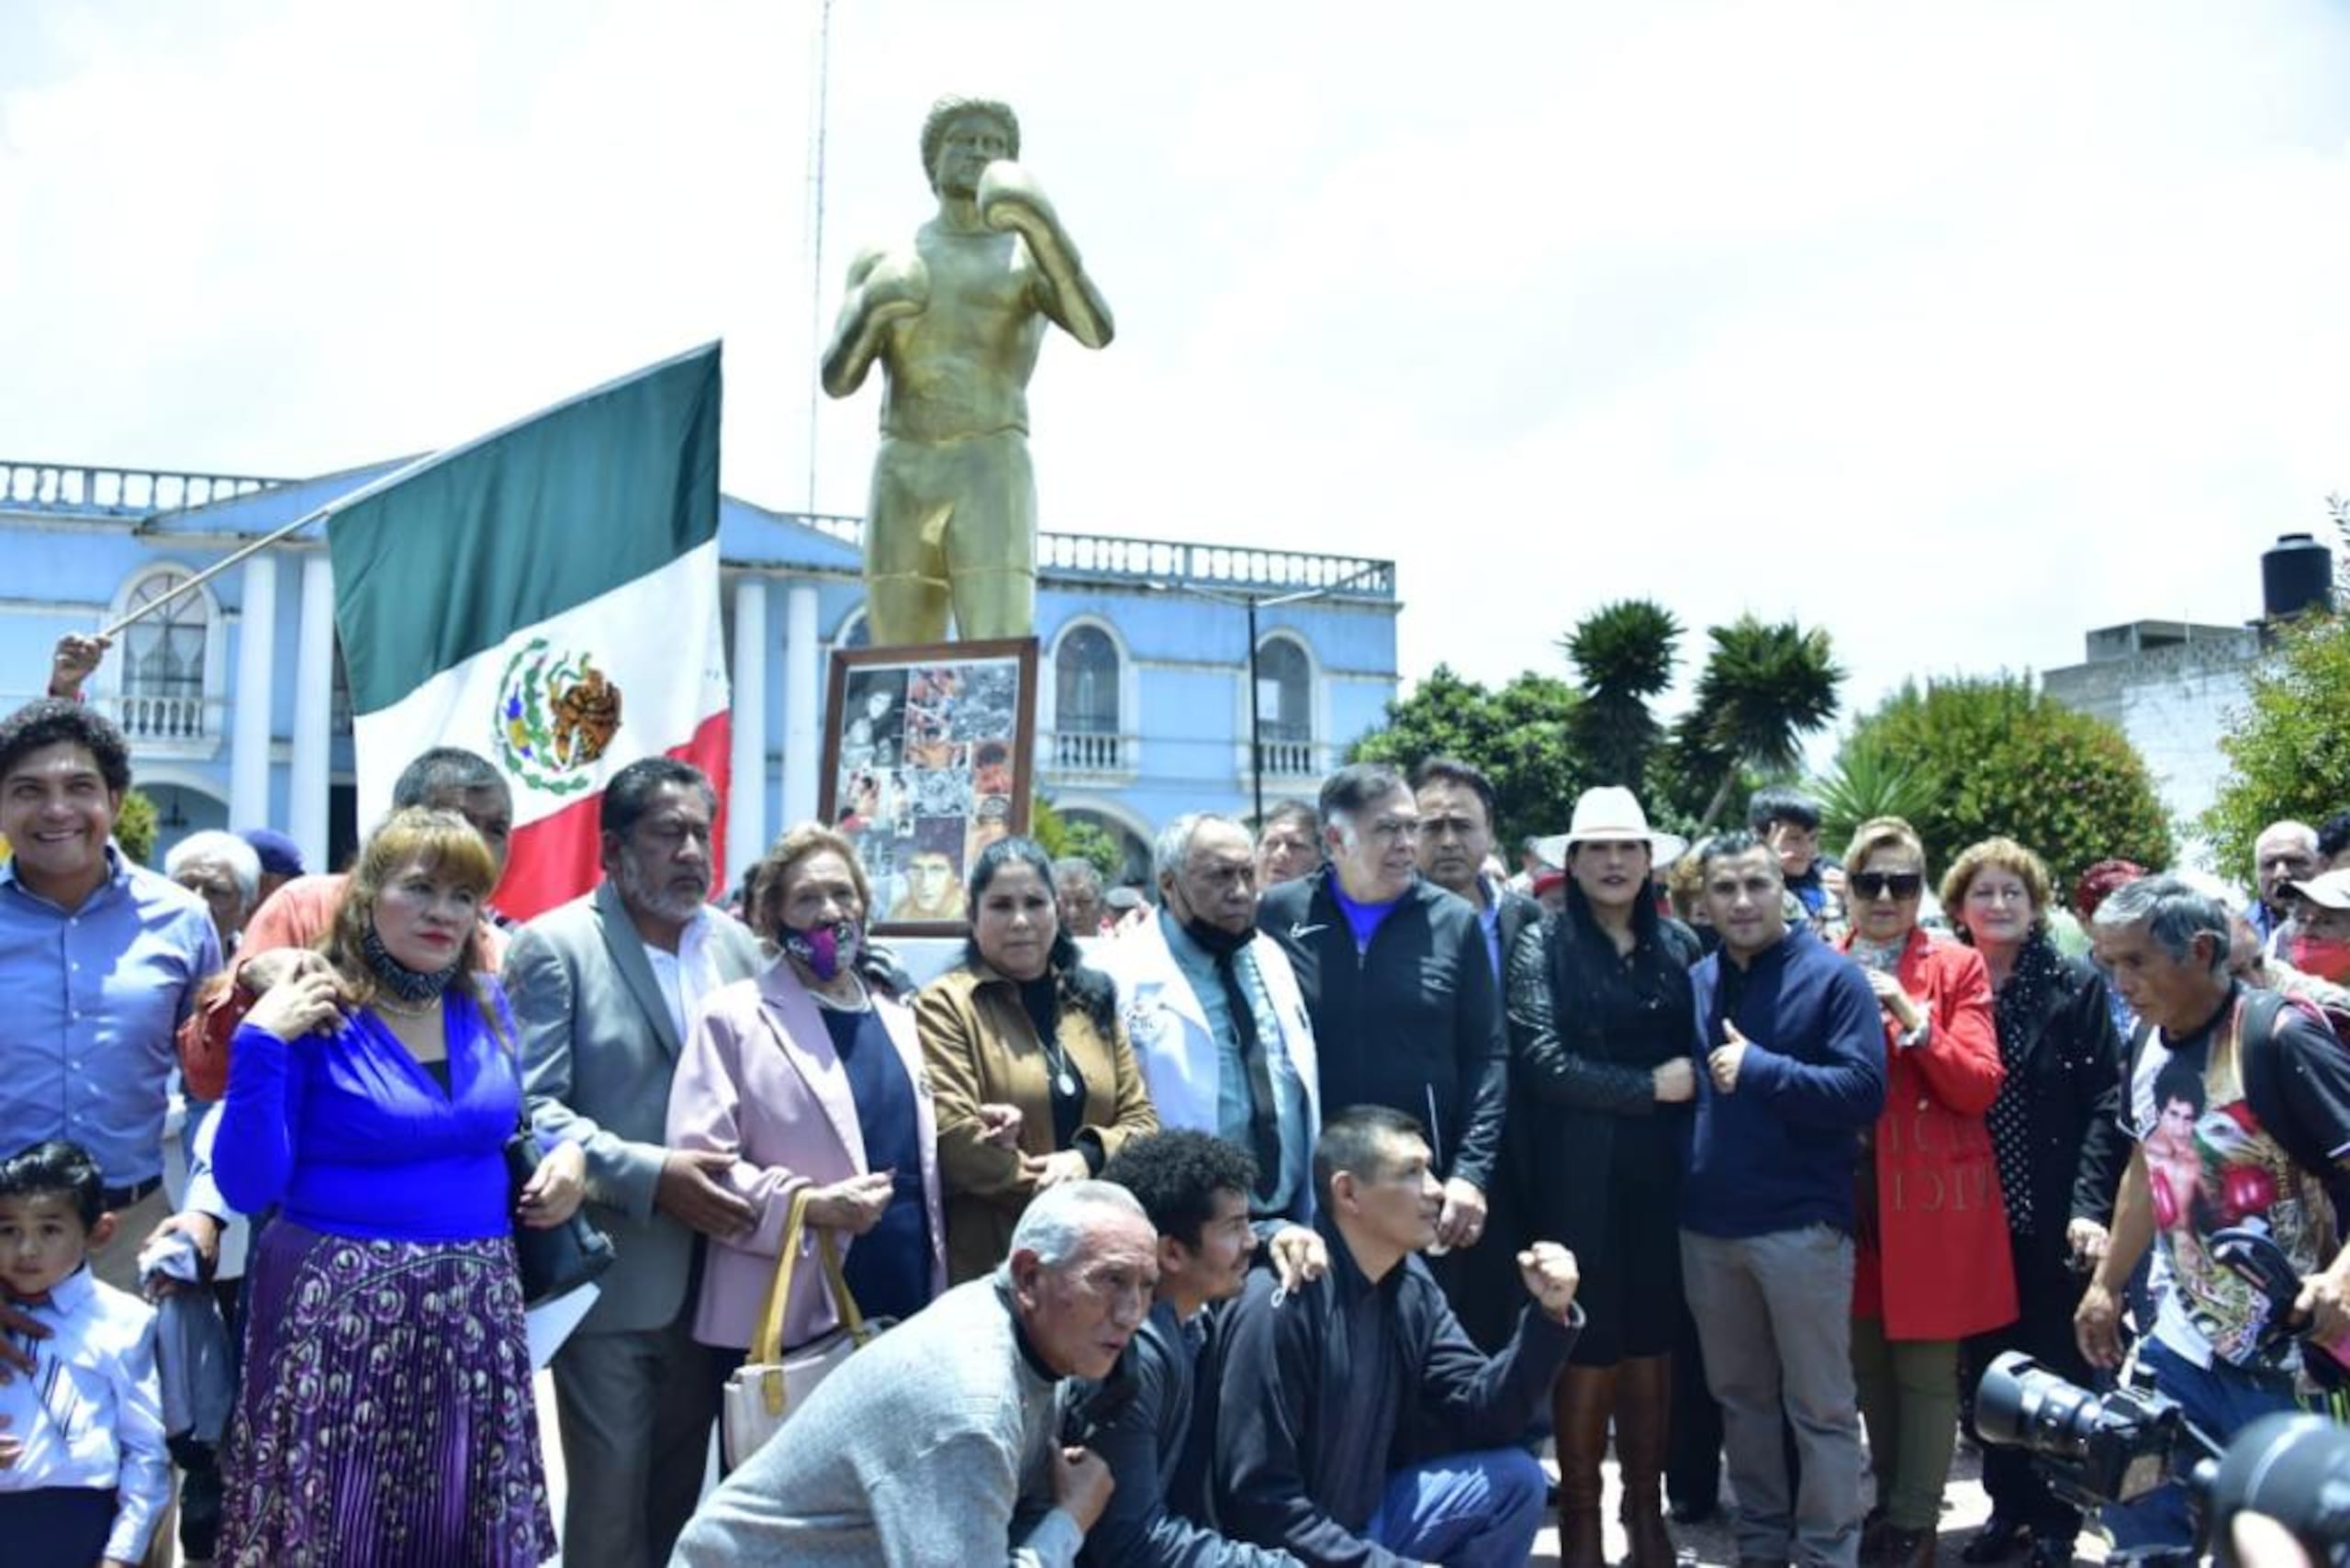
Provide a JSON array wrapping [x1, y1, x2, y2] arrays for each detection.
[[96, 340, 724, 639], [95, 450, 438, 639]]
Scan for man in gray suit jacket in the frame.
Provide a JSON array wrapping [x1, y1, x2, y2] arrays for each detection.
[[505, 757, 767, 1568]]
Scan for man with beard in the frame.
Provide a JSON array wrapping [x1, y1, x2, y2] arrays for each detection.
[[504, 757, 766, 1567]]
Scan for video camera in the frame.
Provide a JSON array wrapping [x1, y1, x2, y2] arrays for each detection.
[[1976, 1351, 2350, 1565]]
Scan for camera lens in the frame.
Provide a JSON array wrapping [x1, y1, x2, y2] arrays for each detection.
[[2208, 1413, 2350, 1567], [1975, 1351, 2103, 1461]]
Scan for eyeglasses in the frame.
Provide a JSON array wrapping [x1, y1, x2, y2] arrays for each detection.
[[1852, 871, 1924, 901]]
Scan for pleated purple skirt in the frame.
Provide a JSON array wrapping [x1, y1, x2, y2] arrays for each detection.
[[218, 1220, 556, 1567]]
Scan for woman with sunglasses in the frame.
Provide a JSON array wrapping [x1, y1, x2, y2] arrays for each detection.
[[1835, 817, 2013, 1568]]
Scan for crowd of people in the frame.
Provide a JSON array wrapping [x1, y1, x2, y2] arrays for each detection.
[[8, 628, 2350, 1568]]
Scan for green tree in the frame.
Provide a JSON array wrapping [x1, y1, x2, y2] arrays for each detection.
[[114, 789, 160, 866], [1029, 793, 1122, 880], [1562, 599, 1682, 789], [1348, 664, 1584, 852], [1807, 733, 1938, 849], [1847, 675, 2174, 889], [1675, 616, 1845, 831], [2205, 610, 2350, 878]]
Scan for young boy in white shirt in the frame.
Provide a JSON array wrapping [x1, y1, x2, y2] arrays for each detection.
[[0, 1140, 170, 1568]]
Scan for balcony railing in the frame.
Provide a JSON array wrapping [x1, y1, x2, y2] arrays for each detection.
[[0, 461, 283, 518], [1253, 737, 1330, 779], [108, 692, 214, 744], [790, 512, 1394, 599], [1046, 730, 1135, 774], [1041, 534, 1393, 598]]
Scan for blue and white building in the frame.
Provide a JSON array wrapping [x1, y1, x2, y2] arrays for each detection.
[[1, 457, 1401, 886]]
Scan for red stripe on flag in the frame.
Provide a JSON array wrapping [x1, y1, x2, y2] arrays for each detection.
[[491, 711, 735, 924]]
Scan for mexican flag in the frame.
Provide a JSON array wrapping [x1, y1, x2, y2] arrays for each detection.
[[330, 342, 729, 921]]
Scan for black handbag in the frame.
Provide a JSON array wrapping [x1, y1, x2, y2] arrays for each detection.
[[505, 1125, 616, 1305]]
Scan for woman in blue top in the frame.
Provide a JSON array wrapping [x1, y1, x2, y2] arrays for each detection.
[[213, 807, 585, 1567]]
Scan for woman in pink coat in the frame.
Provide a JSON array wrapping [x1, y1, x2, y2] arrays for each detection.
[[667, 824, 949, 1363], [1836, 817, 2015, 1568]]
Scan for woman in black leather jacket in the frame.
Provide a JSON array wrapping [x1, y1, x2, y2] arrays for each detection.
[[1504, 787, 1697, 1568]]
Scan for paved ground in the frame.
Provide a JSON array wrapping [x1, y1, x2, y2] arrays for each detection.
[[179, 1378, 2114, 1565], [1528, 1436, 2112, 1567]]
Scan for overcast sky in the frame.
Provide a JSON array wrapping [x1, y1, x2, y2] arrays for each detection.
[[6, 1, 2346, 743]]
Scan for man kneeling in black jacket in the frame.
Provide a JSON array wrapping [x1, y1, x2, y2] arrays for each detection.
[[1068, 1130, 1304, 1566], [1214, 1105, 1583, 1568]]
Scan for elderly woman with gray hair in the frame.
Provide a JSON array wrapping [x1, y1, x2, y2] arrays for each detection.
[[164, 829, 262, 952], [1941, 837, 2127, 1568]]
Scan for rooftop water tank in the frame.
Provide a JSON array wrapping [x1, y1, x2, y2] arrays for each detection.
[[2263, 532, 2333, 622]]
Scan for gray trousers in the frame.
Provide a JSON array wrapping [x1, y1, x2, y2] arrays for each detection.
[[551, 1313, 723, 1568], [1681, 1225, 1866, 1568]]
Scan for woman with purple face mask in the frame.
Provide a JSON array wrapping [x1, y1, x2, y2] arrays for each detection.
[[665, 824, 952, 1388]]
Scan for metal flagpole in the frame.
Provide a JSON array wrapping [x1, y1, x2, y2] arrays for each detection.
[[95, 340, 725, 639]]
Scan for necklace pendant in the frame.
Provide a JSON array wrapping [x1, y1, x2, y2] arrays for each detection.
[[1056, 1071, 1076, 1098]]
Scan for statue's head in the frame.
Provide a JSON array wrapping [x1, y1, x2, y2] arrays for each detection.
[[922, 96, 1021, 195]]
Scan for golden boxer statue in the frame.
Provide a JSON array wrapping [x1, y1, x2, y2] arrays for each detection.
[[822, 95, 1114, 646]]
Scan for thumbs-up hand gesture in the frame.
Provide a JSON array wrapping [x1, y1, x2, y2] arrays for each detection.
[[1708, 1020, 1751, 1094]]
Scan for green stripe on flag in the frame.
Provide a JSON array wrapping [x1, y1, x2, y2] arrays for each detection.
[[330, 342, 722, 715]]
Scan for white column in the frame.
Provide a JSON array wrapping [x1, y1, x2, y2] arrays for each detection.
[[289, 551, 335, 874], [782, 582, 822, 829], [228, 551, 277, 829], [727, 575, 769, 882]]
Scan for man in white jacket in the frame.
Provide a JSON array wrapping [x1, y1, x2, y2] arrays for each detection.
[[1094, 814, 1321, 1231]]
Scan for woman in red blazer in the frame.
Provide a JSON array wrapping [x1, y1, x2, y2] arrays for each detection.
[[1837, 818, 2015, 1568]]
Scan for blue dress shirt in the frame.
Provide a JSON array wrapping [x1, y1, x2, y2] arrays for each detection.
[[0, 849, 220, 1189], [1160, 912, 1311, 1220]]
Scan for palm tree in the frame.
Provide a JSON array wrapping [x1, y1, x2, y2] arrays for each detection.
[[1808, 733, 1937, 848], [1684, 616, 1845, 831], [1561, 599, 1682, 788]]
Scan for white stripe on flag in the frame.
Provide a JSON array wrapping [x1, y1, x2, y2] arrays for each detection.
[[352, 540, 728, 832]]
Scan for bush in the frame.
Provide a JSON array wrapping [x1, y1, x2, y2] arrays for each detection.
[[113, 789, 159, 866], [2204, 612, 2350, 877], [1349, 665, 1585, 851], [1842, 675, 2173, 889]]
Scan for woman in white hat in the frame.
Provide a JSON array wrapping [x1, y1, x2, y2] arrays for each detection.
[[1505, 785, 1699, 1568]]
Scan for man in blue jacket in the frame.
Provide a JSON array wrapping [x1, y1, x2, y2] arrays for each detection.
[[1679, 832, 1886, 1568], [1214, 1105, 1582, 1567]]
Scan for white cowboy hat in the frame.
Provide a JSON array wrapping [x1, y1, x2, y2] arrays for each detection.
[[2288, 868, 2350, 912], [1533, 786, 1688, 869]]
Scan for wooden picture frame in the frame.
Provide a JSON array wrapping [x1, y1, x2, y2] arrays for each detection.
[[817, 637, 1038, 935]]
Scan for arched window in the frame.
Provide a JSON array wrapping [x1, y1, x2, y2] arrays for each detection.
[[834, 607, 871, 652], [119, 569, 209, 740], [1255, 635, 1314, 776], [1057, 625, 1120, 734], [1053, 623, 1124, 772]]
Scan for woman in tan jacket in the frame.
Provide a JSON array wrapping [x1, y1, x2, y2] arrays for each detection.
[[917, 835, 1159, 1282]]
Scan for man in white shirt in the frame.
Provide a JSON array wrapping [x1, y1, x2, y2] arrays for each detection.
[[1095, 813, 1321, 1231], [504, 759, 766, 1568]]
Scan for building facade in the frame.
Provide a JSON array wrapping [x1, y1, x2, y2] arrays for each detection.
[[2042, 619, 2258, 857], [0, 457, 1399, 887]]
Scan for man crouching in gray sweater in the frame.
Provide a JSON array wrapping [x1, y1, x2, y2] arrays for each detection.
[[669, 1182, 1154, 1567]]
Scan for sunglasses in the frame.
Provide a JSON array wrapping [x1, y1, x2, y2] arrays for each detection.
[[1852, 871, 1924, 901]]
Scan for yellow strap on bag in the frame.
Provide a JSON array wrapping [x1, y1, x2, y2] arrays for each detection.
[[744, 1188, 879, 1418]]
